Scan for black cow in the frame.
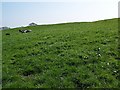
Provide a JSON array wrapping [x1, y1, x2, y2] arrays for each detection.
[[19, 29, 32, 33]]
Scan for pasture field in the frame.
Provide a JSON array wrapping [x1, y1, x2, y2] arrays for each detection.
[[2, 18, 119, 88]]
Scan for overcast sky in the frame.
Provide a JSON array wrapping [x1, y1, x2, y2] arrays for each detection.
[[1, 0, 120, 28]]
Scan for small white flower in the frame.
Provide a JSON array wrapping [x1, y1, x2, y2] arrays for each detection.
[[107, 63, 109, 65], [114, 71, 117, 73], [98, 54, 101, 57], [98, 48, 100, 50], [60, 77, 64, 80]]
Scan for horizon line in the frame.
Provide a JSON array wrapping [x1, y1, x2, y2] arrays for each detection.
[[1, 17, 118, 29]]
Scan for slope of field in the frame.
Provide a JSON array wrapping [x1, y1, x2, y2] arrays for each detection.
[[2, 18, 119, 88]]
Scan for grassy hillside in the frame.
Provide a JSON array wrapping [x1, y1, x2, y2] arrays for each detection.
[[2, 18, 119, 88]]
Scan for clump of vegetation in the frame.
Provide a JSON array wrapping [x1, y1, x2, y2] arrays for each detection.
[[2, 18, 119, 88]]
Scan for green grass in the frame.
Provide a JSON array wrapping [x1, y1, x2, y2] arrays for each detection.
[[0, 28, 2, 89], [2, 18, 119, 88]]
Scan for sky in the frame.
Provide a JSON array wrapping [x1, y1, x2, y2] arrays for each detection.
[[1, 0, 120, 28]]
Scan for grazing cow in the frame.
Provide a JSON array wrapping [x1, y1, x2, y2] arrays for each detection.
[[19, 29, 32, 33], [6, 33, 10, 35]]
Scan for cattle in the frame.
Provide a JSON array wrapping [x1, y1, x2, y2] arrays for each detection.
[[19, 29, 32, 33], [6, 33, 10, 35]]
